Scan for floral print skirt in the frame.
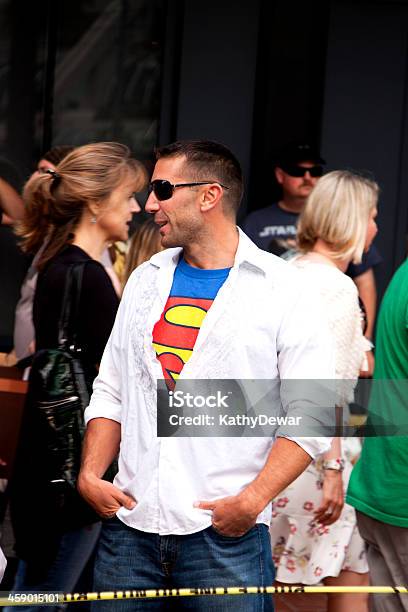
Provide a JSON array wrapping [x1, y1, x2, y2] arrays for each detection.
[[270, 443, 368, 584]]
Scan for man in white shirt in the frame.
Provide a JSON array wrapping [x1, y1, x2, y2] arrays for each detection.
[[78, 140, 334, 611]]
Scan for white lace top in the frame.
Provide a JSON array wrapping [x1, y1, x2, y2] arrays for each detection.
[[291, 259, 369, 403]]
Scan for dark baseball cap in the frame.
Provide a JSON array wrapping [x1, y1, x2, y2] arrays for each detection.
[[275, 142, 326, 166]]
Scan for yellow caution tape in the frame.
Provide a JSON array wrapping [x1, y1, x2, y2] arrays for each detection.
[[1, 585, 408, 605]]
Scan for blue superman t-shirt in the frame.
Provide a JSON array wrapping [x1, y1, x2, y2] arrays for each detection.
[[152, 258, 230, 388]]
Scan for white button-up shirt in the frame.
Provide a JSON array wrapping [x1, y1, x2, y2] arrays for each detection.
[[85, 230, 334, 535]]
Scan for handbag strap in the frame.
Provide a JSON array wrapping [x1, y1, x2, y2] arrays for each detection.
[[58, 262, 87, 351]]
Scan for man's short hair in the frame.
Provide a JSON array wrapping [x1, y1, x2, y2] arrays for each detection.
[[155, 140, 243, 215]]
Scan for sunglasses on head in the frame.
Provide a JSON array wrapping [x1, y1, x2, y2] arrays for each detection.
[[280, 164, 324, 178], [149, 179, 229, 201]]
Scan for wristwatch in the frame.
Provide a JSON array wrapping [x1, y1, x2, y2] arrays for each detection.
[[322, 458, 345, 472]]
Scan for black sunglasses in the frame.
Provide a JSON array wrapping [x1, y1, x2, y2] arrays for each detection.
[[280, 164, 324, 178], [149, 179, 229, 201]]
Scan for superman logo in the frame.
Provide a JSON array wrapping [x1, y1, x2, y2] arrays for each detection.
[[152, 296, 213, 389]]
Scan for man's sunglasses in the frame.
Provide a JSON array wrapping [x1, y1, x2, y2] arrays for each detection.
[[280, 164, 324, 178], [149, 179, 229, 201]]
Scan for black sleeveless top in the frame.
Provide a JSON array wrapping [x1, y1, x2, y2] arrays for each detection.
[[33, 244, 119, 386]]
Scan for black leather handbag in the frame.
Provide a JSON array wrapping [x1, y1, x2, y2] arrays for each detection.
[[10, 263, 98, 569], [28, 262, 90, 489]]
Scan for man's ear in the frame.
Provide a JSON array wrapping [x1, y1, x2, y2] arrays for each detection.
[[275, 167, 284, 185], [200, 183, 223, 212]]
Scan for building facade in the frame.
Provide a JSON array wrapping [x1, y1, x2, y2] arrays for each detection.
[[0, 0, 406, 348]]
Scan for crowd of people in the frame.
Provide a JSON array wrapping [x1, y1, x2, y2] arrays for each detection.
[[0, 138, 407, 612]]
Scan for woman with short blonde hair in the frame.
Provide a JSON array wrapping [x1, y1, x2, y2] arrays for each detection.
[[297, 170, 379, 265], [271, 169, 379, 612]]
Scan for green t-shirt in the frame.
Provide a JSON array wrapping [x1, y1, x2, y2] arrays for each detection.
[[347, 258, 408, 527]]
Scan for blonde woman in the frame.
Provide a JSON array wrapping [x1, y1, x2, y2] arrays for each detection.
[[8, 142, 146, 610], [123, 217, 163, 286], [270, 171, 378, 612]]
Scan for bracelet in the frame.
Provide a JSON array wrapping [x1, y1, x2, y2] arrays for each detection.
[[322, 458, 345, 472]]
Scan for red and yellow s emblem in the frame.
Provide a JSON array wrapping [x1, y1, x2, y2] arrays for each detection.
[[152, 296, 213, 389]]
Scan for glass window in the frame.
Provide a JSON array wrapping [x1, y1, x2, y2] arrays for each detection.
[[0, 0, 166, 350], [53, 0, 165, 160]]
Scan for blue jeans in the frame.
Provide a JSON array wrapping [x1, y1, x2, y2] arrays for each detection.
[[93, 518, 274, 611], [4, 522, 101, 612]]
